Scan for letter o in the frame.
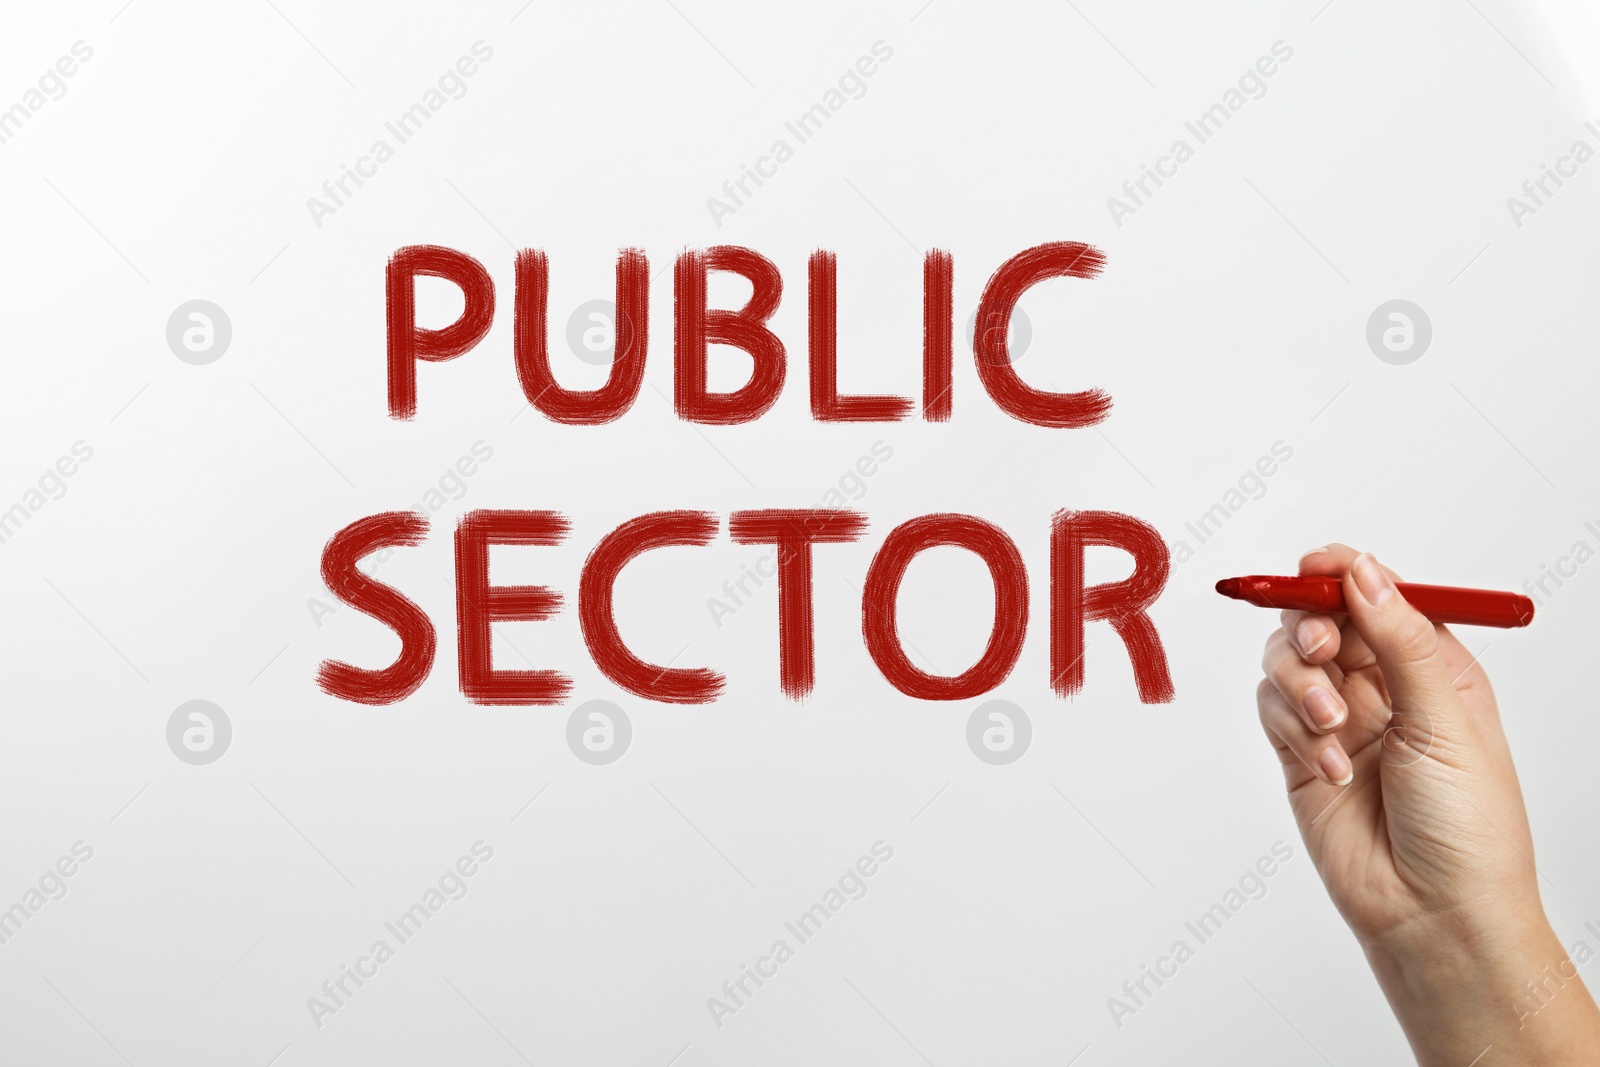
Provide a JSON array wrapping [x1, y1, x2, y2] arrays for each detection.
[[862, 514, 1028, 700]]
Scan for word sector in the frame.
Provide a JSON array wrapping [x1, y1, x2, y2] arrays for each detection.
[[316, 508, 1175, 707]]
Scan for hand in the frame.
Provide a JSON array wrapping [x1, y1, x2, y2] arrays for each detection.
[[1258, 543, 1534, 943], [1257, 544, 1600, 1064]]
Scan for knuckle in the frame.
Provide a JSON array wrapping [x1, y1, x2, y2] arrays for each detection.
[[1385, 611, 1439, 665], [1260, 630, 1290, 674], [1255, 678, 1280, 718]]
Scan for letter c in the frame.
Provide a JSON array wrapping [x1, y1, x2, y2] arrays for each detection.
[[579, 511, 724, 703], [973, 242, 1112, 427]]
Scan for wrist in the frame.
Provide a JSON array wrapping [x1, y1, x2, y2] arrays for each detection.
[[1362, 903, 1552, 1008], [1360, 895, 1550, 967], [1361, 905, 1600, 1065]]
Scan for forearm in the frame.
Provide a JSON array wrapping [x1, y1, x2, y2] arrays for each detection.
[[1363, 913, 1600, 1066]]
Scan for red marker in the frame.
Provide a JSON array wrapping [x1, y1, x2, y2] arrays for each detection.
[[1215, 575, 1535, 628]]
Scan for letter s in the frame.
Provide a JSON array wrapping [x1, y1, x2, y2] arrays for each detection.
[[315, 512, 437, 705]]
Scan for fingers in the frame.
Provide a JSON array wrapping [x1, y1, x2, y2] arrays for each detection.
[[1258, 679, 1353, 786], [1262, 629, 1348, 733], [1278, 608, 1341, 664], [1340, 552, 1461, 721], [1298, 543, 1359, 576], [1257, 543, 1474, 791], [1292, 545, 1395, 679], [1304, 544, 1482, 682], [1285, 544, 1357, 666]]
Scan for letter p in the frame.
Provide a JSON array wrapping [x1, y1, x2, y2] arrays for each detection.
[[387, 245, 496, 419]]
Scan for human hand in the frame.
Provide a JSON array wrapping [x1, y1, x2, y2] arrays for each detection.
[[1256, 544, 1600, 1063], [1257, 543, 1535, 944]]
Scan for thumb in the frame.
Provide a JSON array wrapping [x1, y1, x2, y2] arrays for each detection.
[[1342, 553, 1462, 723]]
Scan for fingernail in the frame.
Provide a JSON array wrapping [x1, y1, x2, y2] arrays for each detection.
[[1305, 685, 1345, 730], [1319, 746, 1353, 786], [1352, 553, 1394, 606], [1296, 619, 1330, 657]]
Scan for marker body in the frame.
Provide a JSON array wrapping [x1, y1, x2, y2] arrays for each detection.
[[1215, 575, 1534, 628]]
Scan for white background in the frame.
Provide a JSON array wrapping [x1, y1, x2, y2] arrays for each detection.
[[1, 1, 1598, 1064]]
